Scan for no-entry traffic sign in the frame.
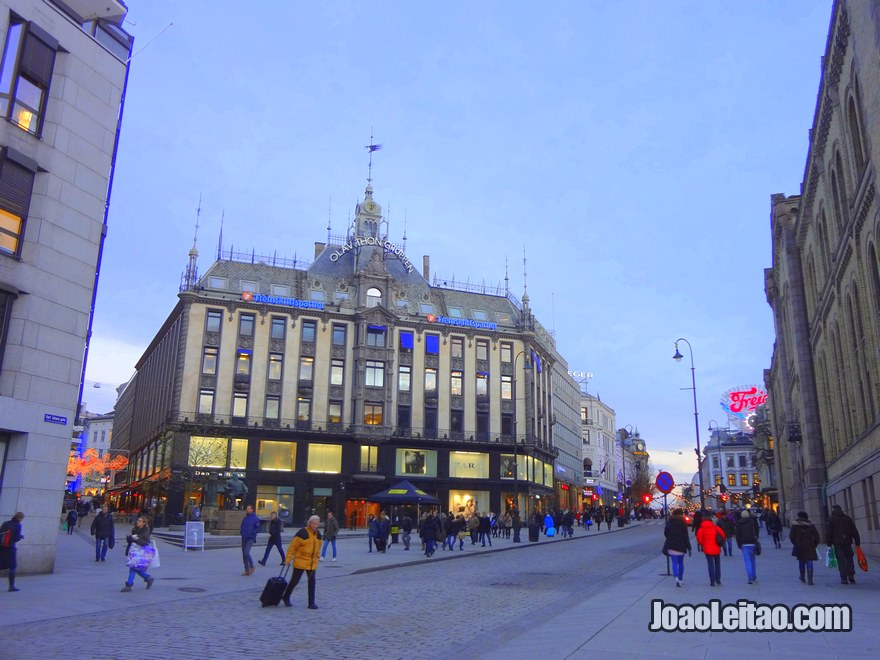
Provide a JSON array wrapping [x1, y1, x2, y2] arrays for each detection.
[[655, 471, 675, 494]]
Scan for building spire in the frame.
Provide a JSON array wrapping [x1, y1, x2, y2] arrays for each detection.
[[402, 208, 408, 252], [182, 195, 201, 291], [327, 195, 332, 243], [504, 255, 510, 296], [364, 127, 382, 185], [522, 245, 529, 305]]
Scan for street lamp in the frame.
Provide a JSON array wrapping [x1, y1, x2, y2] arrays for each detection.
[[673, 338, 705, 511], [708, 420, 727, 503], [512, 350, 531, 542], [618, 425, 634, 510]]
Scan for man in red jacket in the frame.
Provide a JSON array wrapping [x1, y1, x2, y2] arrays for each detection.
[[695, 511, 725, 587]]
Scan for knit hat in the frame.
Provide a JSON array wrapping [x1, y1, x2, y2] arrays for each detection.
[[739, 510, 751, 519], [797, 511, 809, 520]]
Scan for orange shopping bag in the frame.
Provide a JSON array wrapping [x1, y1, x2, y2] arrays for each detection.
[[856, 546, 868, 572]]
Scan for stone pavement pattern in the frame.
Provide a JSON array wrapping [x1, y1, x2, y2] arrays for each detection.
[[1, 521, 878, 659]]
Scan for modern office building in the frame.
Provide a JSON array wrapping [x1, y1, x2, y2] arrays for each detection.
[[765, 0, 880, 540], [109, 177, 562, 528], [0, 0, 132, 572], [549, 357, 582, 511]]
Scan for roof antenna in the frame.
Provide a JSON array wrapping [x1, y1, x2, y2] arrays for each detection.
[[402, 208, 408, 252], [217, 210, 224, 259], [522, 245, 529, 301], [364, 127, 382, 184], [126, 22, 173, 64], [504, 255, 509, 296], [327, 195, 332, 243]]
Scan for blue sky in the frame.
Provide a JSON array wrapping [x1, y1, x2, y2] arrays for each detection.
[[83, 1, 833, 484]]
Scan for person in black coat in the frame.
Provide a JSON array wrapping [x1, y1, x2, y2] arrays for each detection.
[[258, 511, 285, 566], [0, 513, 25, 592], [766, 510, 783, 549], [664, 509, 692, 587], [90, 508, 115, 562], [734, 510, 759, 584], [420, 513, 440, 557], [400, 515, 413, 550], [789, 511, 820, 585], [827, 504, 861, 584]]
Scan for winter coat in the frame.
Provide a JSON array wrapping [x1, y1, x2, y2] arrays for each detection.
[[766, 512, 783, 533], [734, 519, 758, 547], [664, 517, 691, 554], [827, 510, 861, 547], [368, 517, 380, 538], [126, 524, 151, 547], [90, 512, 115, 539], [789, 519, 820, 561], [695, 520, 724, 556], [420, 515, 439, 541], [66, 511, 78, 525], [268, 517, 283, 540], [0, 518, 23, 570], [544, 514, 554, 531], [323, 516, 339, 541], [716, 516, 735, 540], [285, 526, 321, 570], [401, 516, 413, 533], [239, 513, 260, 542]]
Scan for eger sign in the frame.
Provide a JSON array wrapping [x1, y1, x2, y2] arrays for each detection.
[[241, 291, 324, 310], [328, 236, 415, 273]]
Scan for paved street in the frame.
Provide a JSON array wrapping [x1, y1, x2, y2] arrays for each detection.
[[1, 521, 878, 659]]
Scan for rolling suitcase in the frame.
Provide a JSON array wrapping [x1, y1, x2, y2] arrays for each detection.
[[260, 565, 289, 607]]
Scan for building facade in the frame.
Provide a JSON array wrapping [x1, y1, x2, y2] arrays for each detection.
[[549, 356, 582, 512], [110, 179, 561, 527], [765, 0, 880, 547], [579, 392, 617, 507], [700, 428, 759, 509], [0, 0, 132, 572]]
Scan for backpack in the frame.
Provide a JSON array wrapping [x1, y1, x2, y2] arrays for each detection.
[[0, 521, 13, 548]]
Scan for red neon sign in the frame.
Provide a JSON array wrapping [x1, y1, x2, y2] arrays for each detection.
[[727, 387, 768, 414]]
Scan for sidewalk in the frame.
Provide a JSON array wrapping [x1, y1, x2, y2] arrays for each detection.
[[0, 521, 639, 627]]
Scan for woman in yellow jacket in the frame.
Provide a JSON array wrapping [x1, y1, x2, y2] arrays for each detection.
[[282, 515, 322, 608]]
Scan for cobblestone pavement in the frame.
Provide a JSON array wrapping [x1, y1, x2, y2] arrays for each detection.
[[1, 524, 657, 660]]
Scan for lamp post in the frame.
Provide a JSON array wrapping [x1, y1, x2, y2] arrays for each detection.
[[708, 420, 727, 505], [618, 424, 634, 511], [512, 349, 531, 542], [673, 338, 705, 511]]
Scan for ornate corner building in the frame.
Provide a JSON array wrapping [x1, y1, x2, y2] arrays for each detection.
[[765, 0, 880, 540], [110, 179, 565, 527]]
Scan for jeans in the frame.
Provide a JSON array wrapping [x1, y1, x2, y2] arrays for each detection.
[[670, 554, 685, 580], [126, 566, 151, 586], [262, 537, 285, 563], [479, 531, 492, 547], [241, 538, 255, 570], [282, 568, 316, 605], [741, 544, 757, 581], [445, 533, 456, 550], [321, 538, 337, 559], [834, 544, 855, 580], [403, 531, 411, 550], [425, 538, 436, 556], [798, 560, 814, 580], [95, 537, 109, 561], [705, 553, 721, 585]]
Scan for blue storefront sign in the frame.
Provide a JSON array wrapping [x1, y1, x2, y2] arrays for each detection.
[[44, 414, 68, 425]]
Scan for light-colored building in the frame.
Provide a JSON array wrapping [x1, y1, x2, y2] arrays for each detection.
[[580, 392, 617, 507], [0, 0, 132, 572], [78, 412, 114, 497], [765, 0, 880, 543], [700, 428, 758, 509]]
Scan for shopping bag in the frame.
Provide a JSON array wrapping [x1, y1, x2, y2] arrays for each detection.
[[546, 527, 556, 537], [825, 546, 838, 569], [150, 540, 161, 568], [126, 544, 156, 570], [856, 546, 868, 572]]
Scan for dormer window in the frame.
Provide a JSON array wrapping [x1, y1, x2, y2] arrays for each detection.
[[367, 287, 382, 308]]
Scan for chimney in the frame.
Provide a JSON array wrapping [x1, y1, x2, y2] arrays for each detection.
[[314, 242, 325, 260], [423, 255, 430, 281]]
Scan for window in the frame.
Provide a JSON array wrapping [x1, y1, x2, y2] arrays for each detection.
[[399, 330, 414, 351], [449, 451, 489, 478], [425, 367, 437, 392], [500, 342, 512, 363], [205, 309, 222, 333], [397, 405, 410, 430], [301, 320, 316, 343], [501, 375, 512, 400], [267, 353, 283, 380], [451, 337, 464, 359], [366, 326, 386, 347], [396, 448, 437, 477], [307, 444, 342, 474], [450, 370, 463, 396], [727, 473, 735, 487], [201, 347, 218, 375], [198, 389, 214, 415], [335, 291, 349, 301], [239, 313, 255, 337], [328, 401, 342, 424], [256, 485, 294, 522], [296, 397, 310, 423], [235, 349, 252, 376], [753, 473, 759, 484], [232, 392, 248, 417], [726, 455, 734, 469], [367, 287, 382, 307], [714, 475, 721, 486], [259, 440, 296, 471], [0, 148, 37, 256], [398, 365, 411, 392], [738, 455, 747, 468], [0, 16, 57, 136], [332, 324, 346, 346], [424, 409, 437, 437], [476, 339, 489, 361], [425, 334, 439, 355], [447, 307, 462, 318], [365, 360, 384, 387], [476, 412, 488, 440], [740, 474, 749, 487], [309, 290, 325, 302], [299, 356, 314, 381], [364, 402, 383, 425], [472, 310, 488, 321], [189, 436, 247, 469], [420, 303, 433, 315], [330, 359, 344, 386], [360, 446, 378, 472], [240, 280, 258, 293], [711, 456, 719, 469], [209, 276, 227, 289], [265, 395, 280, 420], [476, 373, 488, 396], [270, 317, 286, 341], [270, 284, 290, 297], [496, 312, 511, 324]]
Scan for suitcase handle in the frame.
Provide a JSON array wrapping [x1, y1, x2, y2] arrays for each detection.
[[278, 564, 291, 578]]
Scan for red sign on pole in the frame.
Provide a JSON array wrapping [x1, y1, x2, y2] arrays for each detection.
[[655, 471, 675, 494]]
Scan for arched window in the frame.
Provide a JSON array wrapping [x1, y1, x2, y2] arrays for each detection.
[[366, 287, 382, 308], [848, 97, 865, 174], [817, 210, 831, 277], [831, 165, 846, 237]]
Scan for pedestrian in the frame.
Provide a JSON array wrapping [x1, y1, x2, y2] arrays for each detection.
[[695, 510, 724, 586], [444, 512, 457, 551], [420, 512, 439, 557], [826, 504, 861, 584], [468, 512, 480, 544], [281, 515, 321, 609], [734, 510, 759, 584], [367, 513, 379, 553], [320, 510, 338, 561], [543, 512, 554, 536], [789, 510, 820, 585], [65, 509, 78, 535], [400, 514, 413, 550], [258, 511, 285, 566], [239, 504, 260, 576], [90, 507, 115, 562], [583, 510, 592, 531], [0, 512, 25, 592], [715, 511, 734, 557], [664, 509, 692, 587], [377, 511, 391, 552], [604, 507, 613, 531], [479, 512, 492, 547], [766, 509, 783, 549], [120, 515, 154, 592]]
